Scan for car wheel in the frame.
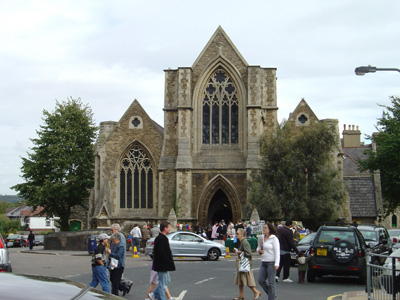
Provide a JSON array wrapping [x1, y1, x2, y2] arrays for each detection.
[[331, 239, 355, 264], [307, 271, 316, 282], [207, 248, 220, 261]]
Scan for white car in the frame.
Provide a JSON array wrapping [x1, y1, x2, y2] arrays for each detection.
[[145, 231, 226, 261], [388, 229, 400, 249]]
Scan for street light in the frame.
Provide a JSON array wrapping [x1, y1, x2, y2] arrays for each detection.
[[355, 65, 400, 76]]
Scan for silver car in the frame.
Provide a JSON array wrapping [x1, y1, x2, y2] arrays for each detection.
[[145, 231, 226, 261], [0, 233, 12, 272]]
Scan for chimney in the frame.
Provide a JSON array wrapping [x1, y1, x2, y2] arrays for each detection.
[[342, 124, 361, 147]]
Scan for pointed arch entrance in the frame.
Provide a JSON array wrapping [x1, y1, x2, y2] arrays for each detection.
[[197, 175, 241, 227]]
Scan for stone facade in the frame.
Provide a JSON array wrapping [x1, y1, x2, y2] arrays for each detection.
[[85, 27, 383, 232]]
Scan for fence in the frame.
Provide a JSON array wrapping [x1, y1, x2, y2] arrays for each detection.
[[367, 252, 400, 300]]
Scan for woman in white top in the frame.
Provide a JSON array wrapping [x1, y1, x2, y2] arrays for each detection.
[[257, 223, 280, 300]]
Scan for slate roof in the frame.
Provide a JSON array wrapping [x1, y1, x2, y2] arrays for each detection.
[[343, 144, 377, 218], [345, 176, 377, 217]]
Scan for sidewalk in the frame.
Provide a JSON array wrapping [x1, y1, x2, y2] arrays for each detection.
[[341, 291, 367, 300]]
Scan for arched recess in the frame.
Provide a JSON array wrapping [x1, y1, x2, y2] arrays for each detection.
[[116, 140, 156, 210], [193, 57, 247, 153], [197, 175, 242, 227]]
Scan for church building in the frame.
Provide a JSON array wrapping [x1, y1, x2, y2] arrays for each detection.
[[84, 27, 383, 231]]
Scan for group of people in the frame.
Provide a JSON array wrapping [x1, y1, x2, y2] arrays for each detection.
[[89, 220, 309, 300], [89, 222, 175, 300], [128, 223, 160, 253], [233, 220, 310, 300]]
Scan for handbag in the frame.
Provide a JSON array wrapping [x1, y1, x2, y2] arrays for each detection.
[[238, 252, 250, 273]]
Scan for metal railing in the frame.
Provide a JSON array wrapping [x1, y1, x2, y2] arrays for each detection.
[[367, 252, 400, 300]]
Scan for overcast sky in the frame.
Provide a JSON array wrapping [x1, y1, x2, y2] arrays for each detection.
[[1, 1, 399, 195]]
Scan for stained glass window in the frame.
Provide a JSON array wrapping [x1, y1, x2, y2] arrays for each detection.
[[202, 68, 239, 145], [120, 144, 154, 209]]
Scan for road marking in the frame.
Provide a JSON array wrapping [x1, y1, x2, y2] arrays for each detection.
[[327, 295, 342, 300], [194, 277, 216, 285], [175, 290, 187, 300]]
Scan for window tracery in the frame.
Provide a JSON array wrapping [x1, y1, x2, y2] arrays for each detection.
[[202, 68, 238, 145], [119, 144, 153, 209]]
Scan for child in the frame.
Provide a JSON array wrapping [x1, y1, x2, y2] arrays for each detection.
[[296, 252, 312, 283], [89, 233, 111, 293]]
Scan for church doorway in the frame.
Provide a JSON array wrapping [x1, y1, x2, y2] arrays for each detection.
[[207, 189, 233, 225]]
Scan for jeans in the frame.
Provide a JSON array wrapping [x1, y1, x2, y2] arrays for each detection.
[[89, 265, 110, 293], [153, 271, 170, 300], [258, 262, 276, 300], [276, 253, 291, 279], [132, 237, 140, 252]]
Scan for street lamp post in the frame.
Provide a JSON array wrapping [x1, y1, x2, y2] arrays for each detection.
[[355, 65, 400, 76]]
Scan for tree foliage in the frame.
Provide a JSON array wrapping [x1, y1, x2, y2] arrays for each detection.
[[358, 96, 400, 215], [12, 98, 98, 231], [248, 122, 345, 230]]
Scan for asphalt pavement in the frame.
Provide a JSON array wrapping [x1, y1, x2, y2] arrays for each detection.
[[17, 247, 368, 300]]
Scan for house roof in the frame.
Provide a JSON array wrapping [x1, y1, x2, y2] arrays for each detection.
[[342, 145, 371, 176], [345, 176, 377, 217], [20, 206, 46, 217]]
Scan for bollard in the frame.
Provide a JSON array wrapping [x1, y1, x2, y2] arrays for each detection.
[[225, 247, 231, 258], [132, 246, 140, 258]]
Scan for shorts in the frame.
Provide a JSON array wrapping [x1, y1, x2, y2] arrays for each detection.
[[150, 270, 159, 284]]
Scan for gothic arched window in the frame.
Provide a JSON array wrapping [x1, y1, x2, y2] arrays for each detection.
[[119, 144, 153, 209], [202, 68, 239, 145]]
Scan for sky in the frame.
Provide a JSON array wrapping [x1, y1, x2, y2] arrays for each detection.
[[1, 1, 400, 195]]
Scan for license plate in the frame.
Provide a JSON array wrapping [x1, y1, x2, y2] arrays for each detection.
[[317, 248, 327, 256]]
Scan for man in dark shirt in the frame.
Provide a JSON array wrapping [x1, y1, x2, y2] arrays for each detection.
[[27, 230, 35, 250], [152, 221, 176, 300], [89, 233, 111, 293], [276, 220, 299, 283]]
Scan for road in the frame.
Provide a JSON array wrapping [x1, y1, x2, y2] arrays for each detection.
[[8, 246, 364, 300]]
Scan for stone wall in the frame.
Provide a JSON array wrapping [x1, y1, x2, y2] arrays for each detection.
[[44, 230, 108, 251]]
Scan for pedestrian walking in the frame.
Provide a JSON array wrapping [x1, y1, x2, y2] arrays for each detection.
[[276, 220, 299, 283], [130, 224, 142, 253], [152, 221, 176, 300], [109, 232, 126, 296], [89, 233, 111, 293], [151, 224, 160, 238], [257, 223, 280, 300], [233, 228, 262, 300], [110, 223, 132, 295], [27, 230, 35, 250]]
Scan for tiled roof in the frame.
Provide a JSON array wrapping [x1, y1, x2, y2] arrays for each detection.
[[342, 146, 371, 176], [345, 176, 377, 217]]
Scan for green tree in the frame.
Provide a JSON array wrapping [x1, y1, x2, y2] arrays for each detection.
[[12, 98, 98, 231], [0, 215, 20, 237], [248, 122, 344, 230], [358, 96, 400, 215]]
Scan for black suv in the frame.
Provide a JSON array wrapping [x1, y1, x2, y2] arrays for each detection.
[[307, 223, 368, 282]]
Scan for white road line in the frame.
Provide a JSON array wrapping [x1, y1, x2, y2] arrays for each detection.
[[174, 290, 187, 300], [194, 277, 216, 285]]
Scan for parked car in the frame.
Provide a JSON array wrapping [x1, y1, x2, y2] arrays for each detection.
[[388, 229, 400, 250], [308, 223, 368, 283], [0, 273, 124, 299], [35, 235, 44, 246], [291, 232, 317, 265], [358, 224, 392, 251], [145, 231, 226, 261], [5, 234, 26, 247], [0, 233, 12, 272]]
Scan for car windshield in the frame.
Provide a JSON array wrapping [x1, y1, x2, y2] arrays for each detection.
[[316, 230, 356, 245], [359, 230, 377, 242], [7, 234, 19, 239], [298, 232, 316, 245]]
